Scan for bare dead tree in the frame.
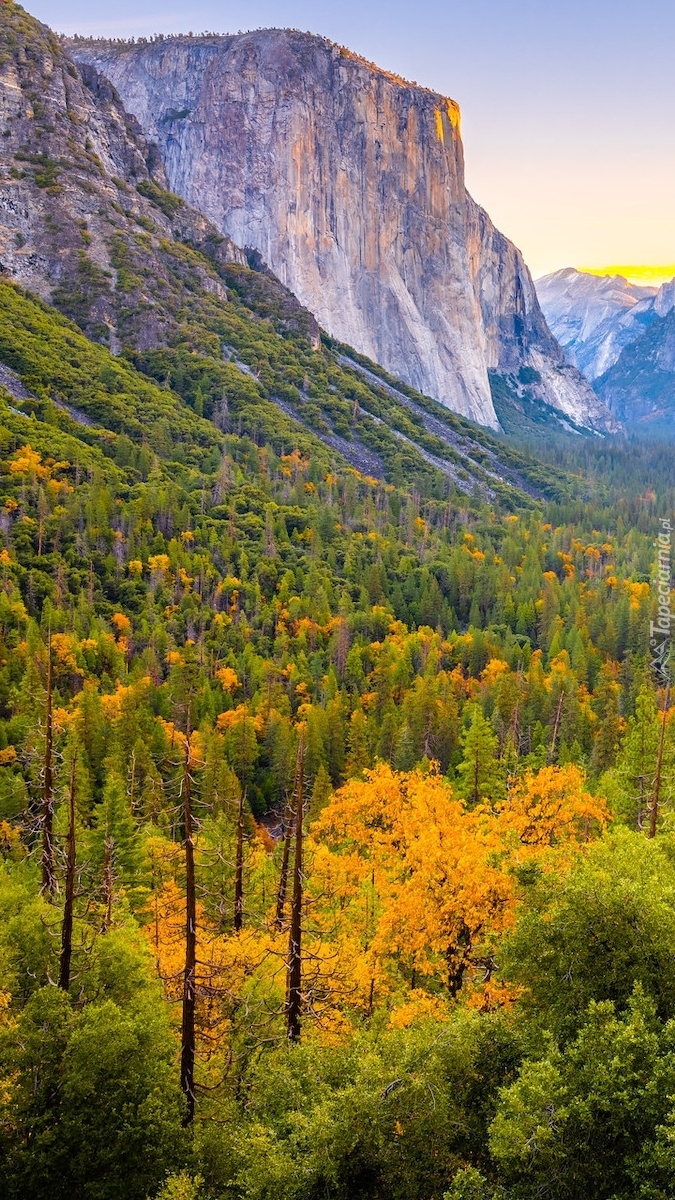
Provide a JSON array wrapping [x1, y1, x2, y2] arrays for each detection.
[[274, 804, 292, 930], [234, 789, 244, 932], [649, 683, 671, 839], [286, 736, 305, 1042], [181, 718, 197, 1125], [548, 691, 564, 763], [58, 751, 77, 991], [41, 631, 55, 897], [100, 832, 114, 933]]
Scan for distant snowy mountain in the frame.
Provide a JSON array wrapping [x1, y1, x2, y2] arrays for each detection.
[[536, 269, 675, 432], [535, 268, 660, 380]]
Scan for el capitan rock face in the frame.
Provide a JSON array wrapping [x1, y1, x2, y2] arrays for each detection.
[[70, 30, 616, 433]]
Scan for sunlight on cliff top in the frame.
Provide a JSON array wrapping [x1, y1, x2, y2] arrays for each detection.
[[435, 101, 461, 144], [579, 264, 675, 286]]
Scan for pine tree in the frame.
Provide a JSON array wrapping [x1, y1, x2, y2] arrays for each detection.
[[58, 750, 77, 992], [90, 769, 141, 925], [456, 705, 504, 806], [345, 705, 371, 778], [611, 686, 661, 829], [308, 762, 332, 822]]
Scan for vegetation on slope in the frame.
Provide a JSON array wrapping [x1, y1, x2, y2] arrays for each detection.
[[0, 271, 674, 1199], [1, 5, 675, 1197]]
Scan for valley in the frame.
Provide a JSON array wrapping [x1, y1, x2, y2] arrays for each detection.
[[0, 4, 673, 1200]]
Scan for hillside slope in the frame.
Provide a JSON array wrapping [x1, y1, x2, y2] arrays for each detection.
[[595, 305, 675, 432]]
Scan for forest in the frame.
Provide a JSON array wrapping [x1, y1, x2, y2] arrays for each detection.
[[0, 269, 674, 1200], [0, 9, 674, 1184]]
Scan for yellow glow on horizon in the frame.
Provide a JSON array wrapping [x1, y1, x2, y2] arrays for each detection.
[[579, 264, 675, 287]]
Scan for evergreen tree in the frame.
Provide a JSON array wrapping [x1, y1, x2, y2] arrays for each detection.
[[456, 705, 505, 806]]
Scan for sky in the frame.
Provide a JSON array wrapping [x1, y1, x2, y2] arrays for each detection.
[[29, 0, 675, 281]]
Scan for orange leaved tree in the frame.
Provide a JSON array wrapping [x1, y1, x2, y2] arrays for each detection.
[[310, 762, 607, 1014]]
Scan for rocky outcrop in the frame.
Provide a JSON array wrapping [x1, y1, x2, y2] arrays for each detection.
[[467, 209, 618, 432], [0, 5, 259, 351], [70, 29, 616, 433], [595, 306, 675, 430]]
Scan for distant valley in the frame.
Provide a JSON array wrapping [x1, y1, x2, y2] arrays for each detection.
[[537, 267, 675, 432]]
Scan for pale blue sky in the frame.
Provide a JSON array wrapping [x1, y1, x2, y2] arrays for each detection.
[[30, 0, 675, 278]]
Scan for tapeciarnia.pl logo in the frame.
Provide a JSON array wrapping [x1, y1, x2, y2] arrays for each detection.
[[651, 518, 673, 685]]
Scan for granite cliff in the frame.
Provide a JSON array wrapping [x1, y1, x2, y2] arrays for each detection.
[[0, 2, 577, 505], [70, 30, 616, 433]]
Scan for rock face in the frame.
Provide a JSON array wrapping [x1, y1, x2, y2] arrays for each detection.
[[0, 7, 273, 353], [70, 30, 616, 433], [536, 268, 662, 380], [595, 305, 675, 431]]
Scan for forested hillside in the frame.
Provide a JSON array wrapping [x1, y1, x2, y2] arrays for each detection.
[[1, 270, 675, 1200], [1, 4, 675, 1200]]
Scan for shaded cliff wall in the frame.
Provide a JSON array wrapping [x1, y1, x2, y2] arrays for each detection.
[[0, 15, 248, 351]]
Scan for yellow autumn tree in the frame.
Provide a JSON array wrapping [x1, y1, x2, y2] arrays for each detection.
[[485, 763, 608, 860], [310, 764, 514, 1013], [308, 761, 608, 1021]]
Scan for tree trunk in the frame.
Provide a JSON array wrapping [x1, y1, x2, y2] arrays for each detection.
[[129, 750, 136, 815], [286, 738, 305, 1041], [181, 726, 197, 1125], [101, 833, 114, 933], [447, 922, 472, 997], [234, 790, 244, 931], [549, 692, 564, 763], [649, 684, 671, 839], [58, 752, 77, 991], [41, 632, 55, 896]]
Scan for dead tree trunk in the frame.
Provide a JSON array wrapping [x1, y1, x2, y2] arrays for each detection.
[[181, 725, 197, 1125], [549, 691, 564, 763], [649, 683, 671, 839], [234, 790, 244, 932], [58, 752, 77, 991], [286, 738, 305, 1042], [101, 832, 114, 933], [41, 632, 55, 896]]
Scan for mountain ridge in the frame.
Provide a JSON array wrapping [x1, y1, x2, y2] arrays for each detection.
[[0, 1, 577, 510], [536, 267, 660, 381]]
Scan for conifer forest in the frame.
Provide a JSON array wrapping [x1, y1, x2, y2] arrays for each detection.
[[1, 4, 675, 1198]]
